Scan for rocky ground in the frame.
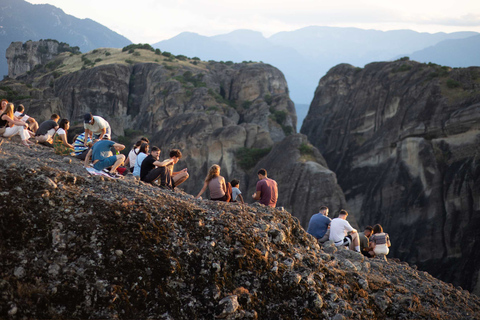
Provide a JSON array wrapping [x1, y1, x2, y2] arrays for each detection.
[[1, 137, 480, 319]]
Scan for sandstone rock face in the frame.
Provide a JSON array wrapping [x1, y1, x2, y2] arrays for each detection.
[[1, 139, 479, 319], [6, 40, 79, 78], [301, 60, 480, 295]]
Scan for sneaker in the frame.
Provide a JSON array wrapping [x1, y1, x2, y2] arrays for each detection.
[[108, 172, 122, 178]]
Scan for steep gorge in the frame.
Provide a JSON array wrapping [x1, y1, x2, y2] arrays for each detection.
[[301, 59, 480, 294]]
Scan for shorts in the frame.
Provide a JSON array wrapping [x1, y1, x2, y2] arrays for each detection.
[[334, 235, 352, 247], [93, 155, 118, 171]]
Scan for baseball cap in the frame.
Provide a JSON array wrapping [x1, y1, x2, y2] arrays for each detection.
[[84, 113, 93, 123]]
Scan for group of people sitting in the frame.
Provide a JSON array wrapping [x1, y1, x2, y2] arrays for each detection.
[[307, 206, 391, 258], [1, 102, 279, 206]]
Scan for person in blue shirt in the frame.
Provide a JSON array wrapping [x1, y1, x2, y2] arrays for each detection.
[[133, 142, 149, 178], [307, 206, 331, 243], [84, 139, 125, 177]]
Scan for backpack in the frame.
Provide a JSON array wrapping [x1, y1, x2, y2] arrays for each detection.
[[225, 182, 232, 202]]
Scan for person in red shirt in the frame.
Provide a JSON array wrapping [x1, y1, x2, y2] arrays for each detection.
[[252, 168, 278, 207]]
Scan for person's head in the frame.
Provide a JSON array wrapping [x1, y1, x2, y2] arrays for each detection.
[[364, 226, 374, 237], [102, 134, 110, 140], [51, 114, 60, 121], [140, 137, 149, 143], [139, 142, 149, 154], [205, 164, 220, 182], [257, 168, 267, 180], [338, 209, 348, 220], [150, 146, 161, 159], [16, 104, 25, 113], [4, 103, 14, 118], [58, 119, 70, 130], [134, 140, 143, 148], [231, 179, 240, 188], [170, 149, 182, 163], [1, 99, 8, 109], [319, 206, 329, 216], [84, 113, 94, 125], [373, 224, 383, 234]]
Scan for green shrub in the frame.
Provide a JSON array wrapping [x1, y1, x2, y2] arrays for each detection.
[[392, 65, 412, 73], [155, 49, 161, 55], [125, 59, 134, 65], [282, 125, 294, 136], [236, 147, 272, 170], [264, 94, 273, 105], [225, 61, 234, 66], [242, 100, 252, 109], [95, 58, 102, 62], [92, 49, 98, 54], [176, 55, 187, 61], [162, 51, 172, 57], [446, 79, 461, 89], [299, 143, 314, 155], [105, 52, 111, 56], [122, 43, 154, 52], [192, 57, 200, 61], [396, 56, 410, 62], [270, 109, 287, 124], [133, 52, 140, 56], [128, 49, 135, 54]]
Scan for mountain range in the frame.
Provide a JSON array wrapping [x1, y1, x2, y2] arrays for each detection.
[[0, 0, 131, 77], [153, 28, 480, 125]]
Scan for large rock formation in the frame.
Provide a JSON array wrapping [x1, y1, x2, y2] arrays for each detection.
[[6, 40, 80, 78], [301, 59, 480, 295], [1, 40, 343, 228], [1, 138, 479, 319]]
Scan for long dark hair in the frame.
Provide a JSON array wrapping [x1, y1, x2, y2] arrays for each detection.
[[373, 224, 384, 234], [58, 119, 69, 130], [139, 142, 149, 154], [133, 140, 143, 155]]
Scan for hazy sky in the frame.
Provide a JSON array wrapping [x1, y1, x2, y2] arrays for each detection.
[[27, 0, 480, 43]]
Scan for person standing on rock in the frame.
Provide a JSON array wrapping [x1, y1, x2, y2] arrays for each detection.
[[307, 206, 331, 243], [83, 113, 111, 145], [252, 168, 278, 207], [369, 224, 391, 258], [329, 210, 360, 253], [84, 139, 125, 177]]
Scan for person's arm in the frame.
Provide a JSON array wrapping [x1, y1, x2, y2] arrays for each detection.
[[195, 181, 208, 199], [84, 149, 93, 167], [221, 177, 226, 194], [153, 158, 174, 167], [113, 143, 125, 152], [60, 133, 74, 148], [237, 194, 244, 204], [99, 127, 107, 139], [124, 156, 130, 168], [252, 190, 261, 200], [3, 115, 28, 127], [172, 168, 187, 176], [386, 234, 391, 247], [84, 129, 91, 146]]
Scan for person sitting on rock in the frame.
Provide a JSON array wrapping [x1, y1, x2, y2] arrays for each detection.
[[0, 103, 34, 147], [158, 149, 189, 190], [230, 179, 244, 204], [307, 206, 331, 244], [252, 168, 278, 207], [83, 113, 111, 145], [140, 146, 175, 184], [84, 139, 125, 177], [0, 99, 8, 113], [195, 164, 228, 201], [73, 132, 93, 160], [14, 104, 39, 133], [329, 209, 360, 252], [125, 137, 150, 173], [53, 119, 75, 156], [35, 114, 60, 144], [369, 224, 391, 258], [133, 142, 149, 178], [360, 226, 375, 257]]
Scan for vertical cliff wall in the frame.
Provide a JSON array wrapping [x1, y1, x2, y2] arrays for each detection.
[[301, 60, 480, 294]]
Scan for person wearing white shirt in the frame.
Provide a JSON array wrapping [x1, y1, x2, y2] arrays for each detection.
[[83, 113, 111, 145], [329, 210, 360, 252]]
